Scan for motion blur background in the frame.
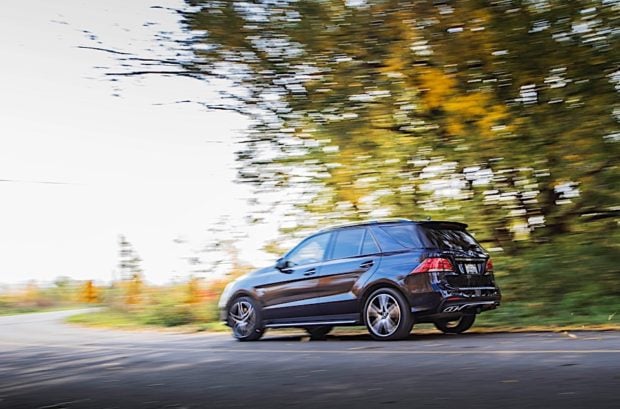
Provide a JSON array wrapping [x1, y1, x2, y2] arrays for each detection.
[[1, 0, 618, 330]]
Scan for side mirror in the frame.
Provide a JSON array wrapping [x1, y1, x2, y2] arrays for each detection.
[[275, 258, 290, 271]]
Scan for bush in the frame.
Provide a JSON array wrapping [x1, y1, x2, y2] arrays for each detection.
[[144, 303, 196, 327]]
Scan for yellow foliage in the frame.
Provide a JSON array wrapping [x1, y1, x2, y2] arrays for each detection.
[[186, 276, 203, 304], [79, 280, 100, 304], [418, 68, 510, 139], [123, 274, 143, 306], [418, 68, 456, 109]]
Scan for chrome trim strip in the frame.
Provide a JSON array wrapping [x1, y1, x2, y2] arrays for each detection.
[[454, 258, 485, 262], [265, 320, 357, 328], [451, 286, 497, 290]]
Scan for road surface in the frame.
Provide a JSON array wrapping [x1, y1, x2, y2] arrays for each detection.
[[0, 310, 619, 409]]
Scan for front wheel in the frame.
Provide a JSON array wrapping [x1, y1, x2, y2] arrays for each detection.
[[228, 297, 264, 341], [434, 314, 476, 334], [364, 288, 413, 341]]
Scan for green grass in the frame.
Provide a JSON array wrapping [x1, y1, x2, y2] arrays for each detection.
[[0, 304, 90, 316], [67, 303, 620, 335], [66, 307, 229, 332], [475, 301, 620, 330]]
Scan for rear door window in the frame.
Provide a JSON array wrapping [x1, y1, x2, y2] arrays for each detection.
[[360, 230, 380, 255], [331, 228, 365, 260]]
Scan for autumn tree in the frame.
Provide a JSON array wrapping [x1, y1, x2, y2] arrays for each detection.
[[161, 0, 617, 248], [79, 280, 100, 304]]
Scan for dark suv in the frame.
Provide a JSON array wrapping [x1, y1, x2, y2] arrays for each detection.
[[219, 219, 501, 341]]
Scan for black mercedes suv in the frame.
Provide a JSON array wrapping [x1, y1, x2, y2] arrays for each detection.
[[219, 219, 501, 341]]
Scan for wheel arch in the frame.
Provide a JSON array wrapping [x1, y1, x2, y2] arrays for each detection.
[[227, 290, 260, 310], [359, 281, 411, 325]]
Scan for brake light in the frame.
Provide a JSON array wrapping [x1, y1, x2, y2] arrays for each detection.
[[411, 257, 454, 274], [486, 258, 494, 274]]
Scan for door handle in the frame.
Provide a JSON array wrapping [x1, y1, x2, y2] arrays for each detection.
[[360, 260, 374, 270], [303, 268, 317, 276]]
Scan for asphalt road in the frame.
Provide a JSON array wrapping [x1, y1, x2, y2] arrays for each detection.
[[1, 310, 619, 409]]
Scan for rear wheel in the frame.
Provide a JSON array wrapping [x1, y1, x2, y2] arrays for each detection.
[[304, 326, 333, 340], [228, 297, 264, 341], [364, 288, 413, 341], [434, 314, 476, 334]]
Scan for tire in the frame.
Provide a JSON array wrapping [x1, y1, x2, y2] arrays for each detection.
[[434, 314, 476, 334], [364, 288, 413, 341], [304, 326, 333, 340], [227, 296, 264, 341]]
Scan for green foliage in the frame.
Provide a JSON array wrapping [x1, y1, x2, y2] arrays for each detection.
[[481, 227, 620, 326], [67, 298, 225, 330]]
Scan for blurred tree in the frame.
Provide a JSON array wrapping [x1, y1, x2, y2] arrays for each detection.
[[171, 0, 618, 250], [118, 235, 143, 280], [79, 280, 100, 304]]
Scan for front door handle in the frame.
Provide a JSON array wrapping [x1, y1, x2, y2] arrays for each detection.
[[303, 268, 317, 276], [360, 260, 374, 270]]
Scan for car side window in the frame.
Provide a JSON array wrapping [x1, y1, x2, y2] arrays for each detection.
[[379, 225, 425, 248], [361, 230, 380, 255], [331, 228, 365, 260], [287, 233, 331, 266], [369, 226, 407, 252]]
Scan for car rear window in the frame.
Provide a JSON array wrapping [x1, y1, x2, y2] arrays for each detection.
[[420, 226, 482, 251], [369, 224, 424, 252]]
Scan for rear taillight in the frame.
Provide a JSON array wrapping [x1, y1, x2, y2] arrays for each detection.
[[411, 257, 454, 274], [486, 258, 494, 274]]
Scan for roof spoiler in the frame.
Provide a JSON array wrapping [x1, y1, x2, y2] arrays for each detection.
[[418, 221, 469, 230]]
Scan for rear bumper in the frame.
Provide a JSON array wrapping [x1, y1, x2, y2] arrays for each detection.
[[435, 296, 500, 314], [408, 287, 501, 319]]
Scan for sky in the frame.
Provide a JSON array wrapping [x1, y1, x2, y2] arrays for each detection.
[[0, 0, 278, 284]]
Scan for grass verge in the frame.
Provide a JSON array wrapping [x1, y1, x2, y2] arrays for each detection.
[[0, 304, 91, 316], [67, 304, 619, 335], [66, 308, 228, 332]]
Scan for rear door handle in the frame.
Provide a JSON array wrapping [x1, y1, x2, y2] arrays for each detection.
[[360, 260, 374, 270], [303, 268, 317, 276]]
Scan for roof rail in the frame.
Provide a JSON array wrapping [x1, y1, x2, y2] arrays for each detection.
[[318, 218, 412, 232]]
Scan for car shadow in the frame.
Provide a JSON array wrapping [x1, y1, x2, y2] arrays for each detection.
[[259, 330, 501, 342]]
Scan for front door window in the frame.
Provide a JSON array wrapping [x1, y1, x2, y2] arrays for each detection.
[[287, 233, 331, 266]]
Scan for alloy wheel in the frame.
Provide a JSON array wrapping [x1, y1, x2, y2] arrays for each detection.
[[229, 300, 257, 339], [366, 293, 402, 338]]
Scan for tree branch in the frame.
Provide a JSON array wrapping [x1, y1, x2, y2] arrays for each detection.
[[105, 70, 205, 77]]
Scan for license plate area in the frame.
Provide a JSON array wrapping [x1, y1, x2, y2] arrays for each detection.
[[464, 264, 478, 274]]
